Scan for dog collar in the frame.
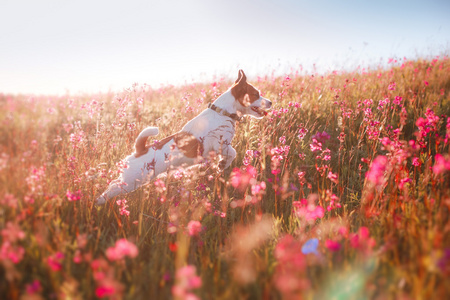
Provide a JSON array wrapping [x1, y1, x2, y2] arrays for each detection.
[[208, 103, 244, 122]]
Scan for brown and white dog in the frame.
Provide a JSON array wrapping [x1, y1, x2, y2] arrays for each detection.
[[96, 70, 272, 204]]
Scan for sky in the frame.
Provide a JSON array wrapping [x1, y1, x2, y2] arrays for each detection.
[[1, 0, 449, 95]]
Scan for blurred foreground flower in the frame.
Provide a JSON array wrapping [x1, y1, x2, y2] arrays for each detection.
[[274, 235, 310, 299], [365, 155, 388, 187], [350, 227, 376, 255], [172, 265, 202, 300], [432, 154, 450, 175], [302, 238, 319, 255], [47, 252, 65, 272], [106, 239, 138, 261], [187, 220, 202, 236], [293, 195, 325, 223], [66, 189, 82, 201]]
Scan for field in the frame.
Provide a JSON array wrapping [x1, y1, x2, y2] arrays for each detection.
[[1, 57, 449, 299]]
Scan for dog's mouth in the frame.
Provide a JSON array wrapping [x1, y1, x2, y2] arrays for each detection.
[[251, 106, 269, 116]]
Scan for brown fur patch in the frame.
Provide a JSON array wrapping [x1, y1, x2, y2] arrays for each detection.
[[135, 132, 203, 159], [231, 70, 260, 107], [135, 136, 149, 158], [173, 132, 203, 158]]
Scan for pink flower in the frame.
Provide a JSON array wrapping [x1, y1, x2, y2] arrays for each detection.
[[47, 252, 65, 271], [377, 98, 390, 110], [25, 280, 42, 294], [91, 258, 125, 298], [187, 221, 202, 236], [66, 189, 82, 201], [393, 96, 403, 105], [309, 139, 322, 152], [325, 239, 341, 252], [350, 227, 376, 255], [297, 171, 306, 185], [154, 178, 167, 193], [327, 171, 338, 184], [106, 239, 138, 261], [312, 131, 330, 144], [1, 222, 25, 243], [338, 226, 349, 238], [95, 285, 116, 298], [230, 166, 256, 191], [116, 199, 130, 217], [274, 235, 310, 297], [0, 241, 25, 263], [366, 155, 388, 186], [297, 126, 308, 139], [293, 197, 325, 221], [94, 278, 124, 298], [399, 178, 412, 189], [172, 265, 202, 300], [432, 154, 450, 175], [412, 157, 421, 166]]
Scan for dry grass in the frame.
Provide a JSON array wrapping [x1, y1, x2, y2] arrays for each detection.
[[0, 56, 449, 299]]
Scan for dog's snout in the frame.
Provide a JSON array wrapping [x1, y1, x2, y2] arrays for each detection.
[[263, 98, 272, 108]]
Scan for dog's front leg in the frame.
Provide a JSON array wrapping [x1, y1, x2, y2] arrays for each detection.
[[96, 179, 126, 205], [219, 146, 236, 170]]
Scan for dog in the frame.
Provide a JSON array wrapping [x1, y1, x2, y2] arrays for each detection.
[[96, 70, 272, 205]]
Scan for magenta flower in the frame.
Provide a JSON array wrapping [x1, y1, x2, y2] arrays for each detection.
[[230, 166, 256, 191], [393, 96, 403, 105], [399, 178, 412, 190], [366, 155, 388, 186], [172, 265, 202, 300], [309, 139, 322, 152], [327, 171, 338, 184], [350, 227, 376, 255], [274, 235, 310, 298], [312, 131, 330, 144], [116, 199, 130, 217], [297, 126, 308, 139], [1, 222, 25, 243], [412, 157, 421, 166], [95, 285, 116, 298], [47, 252, 65, 271], [187, 221, 202, 237], [106, 239, 138, 261], [325, 239, 341, 252], [66, 189, 81, 201], [0, 241, 25, 263], [293, 199, 325, 221], [25, 280, 42, 294], [432, 154, 450, 175]]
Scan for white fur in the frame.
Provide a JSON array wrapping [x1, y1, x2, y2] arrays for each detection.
[[96, 83, 272, 205]]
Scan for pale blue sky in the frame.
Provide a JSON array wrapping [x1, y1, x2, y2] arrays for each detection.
[[1, 0, 449, 95]]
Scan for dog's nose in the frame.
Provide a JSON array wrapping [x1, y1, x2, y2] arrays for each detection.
[[265, 99, 272, 108]]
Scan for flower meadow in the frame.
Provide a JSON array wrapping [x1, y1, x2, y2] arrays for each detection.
[[1, 57, 450, 299]]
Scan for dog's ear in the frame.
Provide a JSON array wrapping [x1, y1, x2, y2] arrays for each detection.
[[232, 70, 248, 101], [235, 70, 247, 84]]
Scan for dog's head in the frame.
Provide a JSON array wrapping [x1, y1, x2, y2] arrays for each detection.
[[231, 70, 272, 119]]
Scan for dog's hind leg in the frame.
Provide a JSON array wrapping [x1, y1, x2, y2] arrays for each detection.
[[95, 179, 126, 205]]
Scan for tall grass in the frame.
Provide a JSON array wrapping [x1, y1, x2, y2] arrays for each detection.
[[0, 56, 449, 299]]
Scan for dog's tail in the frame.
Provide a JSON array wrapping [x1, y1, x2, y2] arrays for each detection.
[[135, 126, 159, 158]]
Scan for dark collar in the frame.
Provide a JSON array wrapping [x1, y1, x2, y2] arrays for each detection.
[[208, 103, 244, 122]]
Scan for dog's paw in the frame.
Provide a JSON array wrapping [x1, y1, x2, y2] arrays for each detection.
[[95, 196, 106, 205]]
